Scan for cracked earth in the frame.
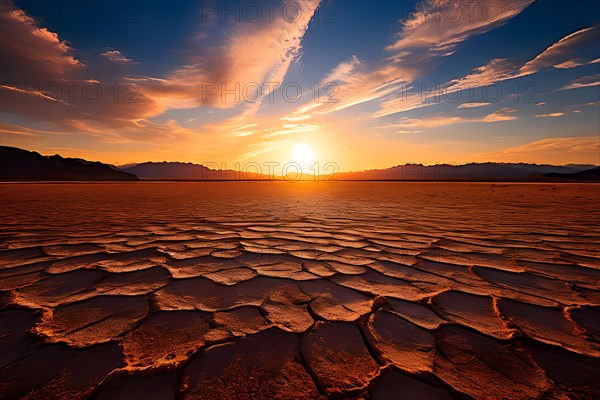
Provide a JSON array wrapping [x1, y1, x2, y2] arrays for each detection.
[[1, 182, 599, 399]]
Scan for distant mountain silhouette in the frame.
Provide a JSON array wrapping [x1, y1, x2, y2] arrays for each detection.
[[0, 146, 138, 181], [120, 162, 263, 180], [2, 146, 597, 182], [121, 161, 598, 181], [334, 163, 597, 181], [535, 166, 600, 182]]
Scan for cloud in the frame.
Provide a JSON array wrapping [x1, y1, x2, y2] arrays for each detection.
[[519, 25, 600, 76], [1, 0, 322, 155], [136, 0, 321, 109], [448, 58, 517, 88], [369, 1, 535, 117], [553, 59, 586, 69], [287, 55, 417, 118], [323, 55, 363, 84], [288, 0, 535, 120], [392, 107, 517, 130], [480, 137, 600, 164], [281, 0, 586, 126], [0, 0, 324, 153], [0, 80, 165, 136], [281, 114, 311, 122], [482, 108, 517, 122], [395, 115, 466, 129], [534, 113, 565, 118], [387, 0, 534, 53], [0, 121, 65, 137], [264, 123, 320, 138], [457, 102, 492, 108], [101, 50, 138, 64], [560, 74, 600, 90], [438, 25, 600, 99], [0, 2, 167, 137], [0, 2, 83, 84]]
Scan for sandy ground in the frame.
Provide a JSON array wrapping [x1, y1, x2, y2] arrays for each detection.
[[0, 182, 599, 399]]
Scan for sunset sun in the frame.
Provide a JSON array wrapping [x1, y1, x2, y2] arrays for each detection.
[[291, 143, 316, 172]]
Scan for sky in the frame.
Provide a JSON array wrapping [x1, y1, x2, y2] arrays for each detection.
[[1, 0, 599, 172]]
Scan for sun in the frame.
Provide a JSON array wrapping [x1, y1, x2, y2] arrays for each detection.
[[291, 143, 316, 173]]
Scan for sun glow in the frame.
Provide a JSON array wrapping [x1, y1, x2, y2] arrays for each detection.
[[291, 143, 316, 173]]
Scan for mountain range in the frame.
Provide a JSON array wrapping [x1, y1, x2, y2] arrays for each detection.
[[334, 163, 598, 181], [120, 162, 263, 180], [1, 146, 598, 182], [0, 146, 138, 181], [535, 166, 600, 182]]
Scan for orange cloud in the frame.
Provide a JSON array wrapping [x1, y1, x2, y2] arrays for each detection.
[[388, 0, 534, 53], [441, 25, 600, 94], [135, 0, 321, 109], [0, 3, 83, 84], [392, 108, 517, 130], [534, 113, 565, 118], [519, 25, 600, 76], [480, 137, 600, 164], [0, 0, 322, 156], [101, 50, 139, 64], [366, 24, 600, 120], [447, 58, 517, 88], [457, 102, 492, 108], [301, 0, 536, 120], [560, 74, 600, 91], [0, 1, 167, 134], [285, 0, 535, 121]]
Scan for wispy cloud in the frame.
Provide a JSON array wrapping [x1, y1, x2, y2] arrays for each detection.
[[482, 108, 518, 122], [323, 55, 363, 84], [0, 0, 321, 156], [436, 25, 600, 101], [135, 0, 321, 109], [0, 2, 166, 136], [264, 123, 320, 138], [394, 115, 466, 129], [374, 24, 600, 119], [0, 3, 83, 84], [480, 137, 600, 164], [392, 107, 517, 131], [534, 113, 565, 118], [457, 102, 492, 109], [447, 58, 516, 88], [101, 50, 139, 64], [290, 0, 535, 120], [560, 74, 600, 90], [387, 0, 534, 53], [519, 25, 600, 76]]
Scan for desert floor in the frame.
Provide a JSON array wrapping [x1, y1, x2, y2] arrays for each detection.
[[1, 182, 599, 399]]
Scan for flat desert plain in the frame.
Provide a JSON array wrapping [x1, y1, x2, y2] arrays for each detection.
[[0, 182, 599, 399]]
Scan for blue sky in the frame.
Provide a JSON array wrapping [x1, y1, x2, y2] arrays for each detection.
[[1, 0, 599, 169]]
